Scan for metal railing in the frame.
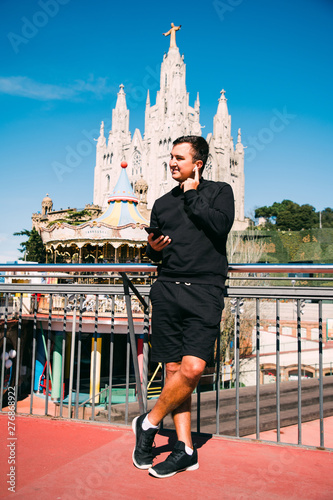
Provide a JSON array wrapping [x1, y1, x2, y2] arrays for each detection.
[[0, 263, 333, 450]]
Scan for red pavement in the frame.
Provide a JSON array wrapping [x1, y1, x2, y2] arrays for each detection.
[[0, 414, 332, 500], [246, 416, 333, 448]]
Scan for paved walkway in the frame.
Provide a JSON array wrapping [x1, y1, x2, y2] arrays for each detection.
[[245, 415, 333, 448], [0, 413, 333, 499]]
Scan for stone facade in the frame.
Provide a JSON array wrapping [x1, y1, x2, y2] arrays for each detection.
[[93, 43, 247, 230], [32, 200, 102, 230]]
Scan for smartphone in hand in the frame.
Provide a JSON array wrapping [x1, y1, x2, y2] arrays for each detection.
[[144, 226, 164, 240]]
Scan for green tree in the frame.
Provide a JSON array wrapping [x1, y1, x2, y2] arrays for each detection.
[[255, 200, 319, 231], [321, 208, 333, 228], [14, 228, 46, 263], [47, 209, 93, 227]]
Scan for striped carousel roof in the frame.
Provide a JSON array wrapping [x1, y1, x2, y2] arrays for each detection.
[[94, 162, 148, 227]]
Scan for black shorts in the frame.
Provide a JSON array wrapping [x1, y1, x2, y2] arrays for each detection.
[[149, 280, 225, 364]]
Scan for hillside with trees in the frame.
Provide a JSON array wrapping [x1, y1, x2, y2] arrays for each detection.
[[255, 200, 333, 231]]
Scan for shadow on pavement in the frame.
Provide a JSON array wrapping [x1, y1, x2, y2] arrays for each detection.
[[154, 428, 213, 457]]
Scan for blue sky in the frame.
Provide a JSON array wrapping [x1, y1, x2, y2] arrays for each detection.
[[0, 0, 332, 262]]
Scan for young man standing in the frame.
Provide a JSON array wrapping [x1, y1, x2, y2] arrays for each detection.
[[132, 135, 234, 478]]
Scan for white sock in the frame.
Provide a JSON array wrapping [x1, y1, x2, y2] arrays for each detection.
[[185, 445, 194, 455], [142, 414, 159, 431]]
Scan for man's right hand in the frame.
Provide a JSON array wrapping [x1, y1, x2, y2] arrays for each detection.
[[148, 233, 171, 251]]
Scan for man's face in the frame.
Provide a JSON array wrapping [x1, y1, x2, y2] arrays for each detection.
[[169, 142, 200, 183]]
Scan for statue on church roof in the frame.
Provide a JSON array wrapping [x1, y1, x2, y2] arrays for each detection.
[[163, 22, 181, 48]]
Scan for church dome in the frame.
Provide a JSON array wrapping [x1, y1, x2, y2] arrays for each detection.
[[135, 177, 148, 191], [42, 193, 52, 204], [42, 193, 53, 216]]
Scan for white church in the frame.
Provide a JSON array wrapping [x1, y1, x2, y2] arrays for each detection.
[[93, 24, 247, 230]]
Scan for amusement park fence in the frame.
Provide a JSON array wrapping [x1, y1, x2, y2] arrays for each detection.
[[0, 263, 333, 450]]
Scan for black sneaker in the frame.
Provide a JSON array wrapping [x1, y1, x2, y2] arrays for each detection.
[[132, 413, 158, 469], [148, 440, 199, 478]]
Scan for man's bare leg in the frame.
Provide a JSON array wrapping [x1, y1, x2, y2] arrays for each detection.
[[172, 396, 192, 448], [147, 355, 206, 447]]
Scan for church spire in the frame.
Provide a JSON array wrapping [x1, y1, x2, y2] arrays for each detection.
[[236, 127, 244, 153], [217, 89, 229, 119], [213, 89, 231, 142], [115, 84, 127, 112], [97, 121, 106, 148], [195, 92, 200, 112], [111, 84, 130, 140]]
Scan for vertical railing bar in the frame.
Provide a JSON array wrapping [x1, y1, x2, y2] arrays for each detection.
[[29, 294, 38, 415], [235, 298, 240, 438], [0, 293, 9, 411], [75, 294, 83, 419], [297, 298, 302, 445], [276, 298, 281, 442], [197, 380, 201, 434], [142, 295, 149, 413], [125, 329, 130, 425], [45, 294, 52, 416], [318, 300, 324, 447], [108, 295, 115, 422], [60, 295, 68, 418], [255, 298, 260, 439], [121, 273, 144, 414], [215, 329, 221, 435], [91, 294, 99, 422], [14, 293, 23, 411], [68, 296, 77, 419]]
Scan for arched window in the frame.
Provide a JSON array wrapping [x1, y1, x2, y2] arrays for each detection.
[[132, 150, 141, 176], [163, 162, 168, 181], [106, 174, 110, 192]]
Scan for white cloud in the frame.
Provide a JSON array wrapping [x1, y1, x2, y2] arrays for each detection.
[[0, 75, 114, 101]]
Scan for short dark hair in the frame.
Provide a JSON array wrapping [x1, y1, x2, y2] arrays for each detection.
[[173, 135, 209, 170]]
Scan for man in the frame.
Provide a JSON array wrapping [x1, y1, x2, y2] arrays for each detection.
[[132, 135, 234, 478]]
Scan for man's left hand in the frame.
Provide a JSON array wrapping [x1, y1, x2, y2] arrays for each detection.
[[181, 165, 200, 192]]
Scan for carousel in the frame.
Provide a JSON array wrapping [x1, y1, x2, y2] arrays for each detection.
[[40, 162, 150, 263]]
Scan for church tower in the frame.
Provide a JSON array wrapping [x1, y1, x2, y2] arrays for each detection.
[[93, 84, 132, 208], [143, 27, 202, 204], [93, 24, 246, 229]]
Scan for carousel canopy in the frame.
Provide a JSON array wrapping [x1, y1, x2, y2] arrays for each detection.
[[40, 161, 149, 252], [94, 161, 148, 227]]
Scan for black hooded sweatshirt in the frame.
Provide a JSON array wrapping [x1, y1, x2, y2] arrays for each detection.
[[145, 178, 234, 287]]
